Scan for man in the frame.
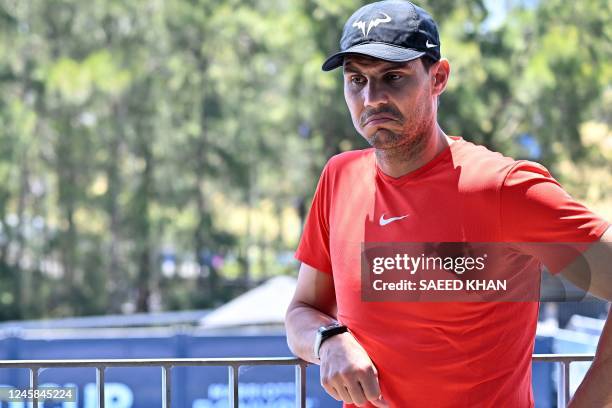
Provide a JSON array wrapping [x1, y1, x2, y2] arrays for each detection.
[[285, 1, 611, 407]]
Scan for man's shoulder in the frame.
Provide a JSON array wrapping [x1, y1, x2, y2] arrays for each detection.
[[453, 138, 513, 167], [325, 148, 374, 173], [450, 138, 554, 192], [453, 138, 535, 180]]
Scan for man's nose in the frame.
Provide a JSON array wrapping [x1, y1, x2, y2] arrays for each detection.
[[363, 81, 388, 107]]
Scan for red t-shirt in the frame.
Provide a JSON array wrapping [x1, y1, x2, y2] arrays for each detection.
[[295, 137, 609, 407]]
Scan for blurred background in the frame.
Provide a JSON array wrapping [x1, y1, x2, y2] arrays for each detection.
[[0, 0, 610, 406], [0, 0, 610, 319]]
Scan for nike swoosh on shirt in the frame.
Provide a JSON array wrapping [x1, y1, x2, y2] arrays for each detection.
[[379, 214, 409, 226]]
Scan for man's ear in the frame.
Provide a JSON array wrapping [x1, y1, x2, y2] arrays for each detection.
[[431, 59, 450, 97]]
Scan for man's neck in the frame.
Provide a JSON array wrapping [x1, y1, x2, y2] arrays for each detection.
[[375, 125, 452, 179]]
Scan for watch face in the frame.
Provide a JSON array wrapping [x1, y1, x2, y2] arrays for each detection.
[[320, 323, 346, 336], [322, 323, 340, 331], [314, 323, 348, 359]]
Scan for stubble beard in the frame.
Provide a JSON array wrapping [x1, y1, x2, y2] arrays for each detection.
[[358, 99, 434, 163], [366, 121, 429, 163]]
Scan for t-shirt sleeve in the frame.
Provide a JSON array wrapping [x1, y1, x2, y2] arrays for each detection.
[[500, 160, 610, 273], [294, 162, 333, 274]]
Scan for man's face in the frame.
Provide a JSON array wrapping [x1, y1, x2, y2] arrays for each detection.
[[343, 55, 436, 150]]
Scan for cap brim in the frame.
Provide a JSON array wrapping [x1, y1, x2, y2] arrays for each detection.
[[322, 43, 425, 71]]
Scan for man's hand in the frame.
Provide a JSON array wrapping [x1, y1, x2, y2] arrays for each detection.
[[285, 263, 388, 406], [319, 332, 388, 407], [564, 228, 612, 406], [568, 309, 612, 407]]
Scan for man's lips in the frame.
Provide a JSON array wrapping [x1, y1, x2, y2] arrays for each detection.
[[363, 115, 399, 127]]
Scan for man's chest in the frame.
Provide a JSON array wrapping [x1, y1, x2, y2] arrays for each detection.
[[328, 175, 498, 245]]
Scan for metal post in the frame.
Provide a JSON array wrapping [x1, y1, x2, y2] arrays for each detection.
[[29, 367, 38, 408], [557, 361, 567, 407], [96, 366, 105, 408], [295, 363, 306, 408], [564, 361, 571, 406], [162, 365, 172, 408], [228, 365, 239, 408]]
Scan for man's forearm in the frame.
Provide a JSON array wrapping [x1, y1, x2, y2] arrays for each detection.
[[569, 309, 612, 407], [285, 302, 337, 364]]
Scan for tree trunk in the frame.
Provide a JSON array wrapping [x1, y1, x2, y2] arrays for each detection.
[[106, 101, 125, 313], [135, 138, 153, 313]]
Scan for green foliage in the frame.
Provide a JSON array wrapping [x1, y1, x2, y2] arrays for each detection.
[[0, 0, 609, 319]]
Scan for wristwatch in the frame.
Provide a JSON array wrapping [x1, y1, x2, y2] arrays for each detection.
[[313, 322, 348, 360]]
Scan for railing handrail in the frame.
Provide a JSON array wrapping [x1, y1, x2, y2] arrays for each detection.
[[0, 356, 304, 368], [531, 353, 595, 363], [0, 353, 592, 367], [532, 353, 594, 363]]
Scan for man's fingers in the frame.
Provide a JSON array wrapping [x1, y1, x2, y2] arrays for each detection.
[[371, 396, 389, 408], [337, 386, 354, 404], [323, 380, 367, 406], [357, 366, 388, 407], [321, 383, 341, 401], [344, 381, 368, 406], [358, 367, 383, 402]]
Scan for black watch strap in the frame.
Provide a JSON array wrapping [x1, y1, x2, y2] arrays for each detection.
[[313, 323, 348, 359]]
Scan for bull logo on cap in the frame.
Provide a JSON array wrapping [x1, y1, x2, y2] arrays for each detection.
[[352, 12, 392, 38]]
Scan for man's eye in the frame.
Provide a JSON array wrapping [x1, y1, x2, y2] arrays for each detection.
[[351, 76, 365, 85], [386, 73, 402, 81]]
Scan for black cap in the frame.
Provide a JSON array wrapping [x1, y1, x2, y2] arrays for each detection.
[[322, 0, 441, 71]]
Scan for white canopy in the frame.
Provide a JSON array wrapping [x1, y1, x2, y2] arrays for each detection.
[[200, 275, 297, 328]]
